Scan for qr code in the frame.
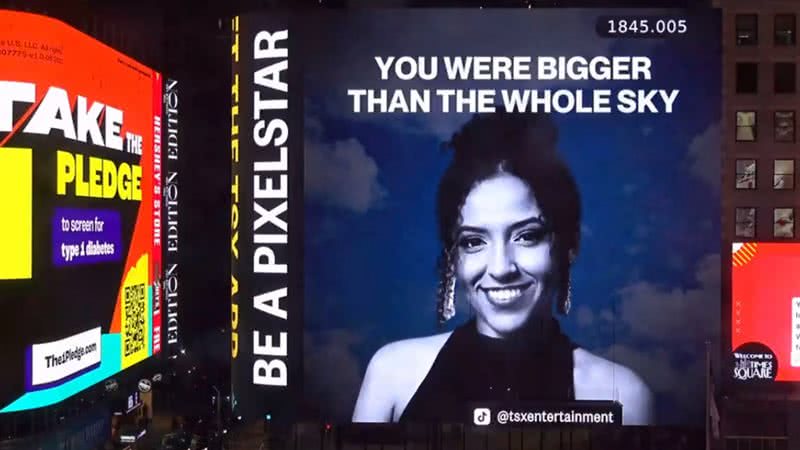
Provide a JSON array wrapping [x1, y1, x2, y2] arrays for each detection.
[[123, 284, 146, 358]]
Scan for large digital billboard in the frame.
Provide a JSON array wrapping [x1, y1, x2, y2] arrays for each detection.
[[231, 9, 721, 427], [731, 242, 800, 383], [0, 11, 163, 412]]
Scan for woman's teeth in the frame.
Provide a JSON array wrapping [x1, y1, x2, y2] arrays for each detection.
[[485, 288, 523, 303]]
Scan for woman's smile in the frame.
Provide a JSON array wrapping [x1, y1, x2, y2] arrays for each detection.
[[481, 281, 535, 307]]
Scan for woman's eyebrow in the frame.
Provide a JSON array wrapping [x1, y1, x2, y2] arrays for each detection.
[[456, 216, 545, 235], [456, 225, 486, 234], [509, 216, 546, 230]]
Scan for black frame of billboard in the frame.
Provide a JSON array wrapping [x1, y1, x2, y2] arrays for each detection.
[[230, 12, 305, 423]]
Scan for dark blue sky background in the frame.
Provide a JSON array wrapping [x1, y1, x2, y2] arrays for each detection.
[[301, 10, 721, 425]]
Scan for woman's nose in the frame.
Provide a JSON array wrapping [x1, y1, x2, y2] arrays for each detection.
[[487, 244, 519, 281]]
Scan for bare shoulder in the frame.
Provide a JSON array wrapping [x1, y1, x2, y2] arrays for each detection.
[[573, 348, 654, 426], [573, 348, 646, 387], [352, 332, 452, 422]]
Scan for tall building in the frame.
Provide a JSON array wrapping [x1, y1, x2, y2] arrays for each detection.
[[715, 1, 800, 449]]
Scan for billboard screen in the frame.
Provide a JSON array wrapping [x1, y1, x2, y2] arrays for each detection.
[[0, 11, 163, 412], [231, 9, 721, 427], [731, 242, 800, 383]]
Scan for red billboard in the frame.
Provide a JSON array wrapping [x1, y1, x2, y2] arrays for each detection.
[[0, 10, 163, 412], [731, 242, 800, 382]]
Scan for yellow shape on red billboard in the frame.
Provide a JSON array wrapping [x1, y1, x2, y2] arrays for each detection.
[[121, 254, 150, 369], [0, 147, 32, 280]]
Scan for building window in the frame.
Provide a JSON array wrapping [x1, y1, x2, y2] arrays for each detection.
[[736, 159, 757, 189], [775, 111, 795, 142], [775, 14, 796, 46], [775, 63, 796, 93], [736, 63, 758, 93], [736, 208, 756, 239], [736, 111, 757, 141], [774, 159, 795, 189], [736, 14, 759, 45], [774, 208, 795, 238]]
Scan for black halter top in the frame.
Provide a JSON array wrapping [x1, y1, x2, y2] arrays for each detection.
[[399, 317, 576, 422]]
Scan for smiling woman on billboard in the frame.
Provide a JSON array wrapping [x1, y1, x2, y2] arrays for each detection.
[[352, 112, 654, 426]]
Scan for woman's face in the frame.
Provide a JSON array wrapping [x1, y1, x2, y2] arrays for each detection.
[[455, 172, 553, 338]]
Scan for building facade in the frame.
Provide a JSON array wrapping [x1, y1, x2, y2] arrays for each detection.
[[715, 1, 800, 449]]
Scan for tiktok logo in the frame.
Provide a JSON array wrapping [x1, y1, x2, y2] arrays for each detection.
[[473, 408, 491, 426]]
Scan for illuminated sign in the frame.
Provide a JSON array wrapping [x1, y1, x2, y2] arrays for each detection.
[[0, 11, 165, 413], [0, 82, 131, 151], [164, 78, 179, 352], [27, 327, 102, 389], [119, 429, 146, 443], [138, 378, 152, 393], [230, 13, 303, 421], [235, 8, 721, 428], [114, 391, 141, 416], [127, 391, 141, 413], [231, 14, 240, 395], [732, 242, 800, 382], [471, 402, 622, 427]]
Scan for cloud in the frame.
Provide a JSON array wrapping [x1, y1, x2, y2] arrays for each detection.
[[617, 253, 720, 344], [305, 132, 387, 213], [304, 330, 365, 421], [687, 122, 721, 193], [305, 115, 324, 138], [575, 306, 616, 341]]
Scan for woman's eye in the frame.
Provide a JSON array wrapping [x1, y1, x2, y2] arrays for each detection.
[[516, 229, 546, 245], [458, 237, 485, 250]]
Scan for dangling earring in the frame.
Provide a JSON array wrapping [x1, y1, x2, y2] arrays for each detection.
[[563, 280, 572, 315], [437, 250, 457, 323], [562, 250, 576, 315], [443, 272, 456, 321]]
